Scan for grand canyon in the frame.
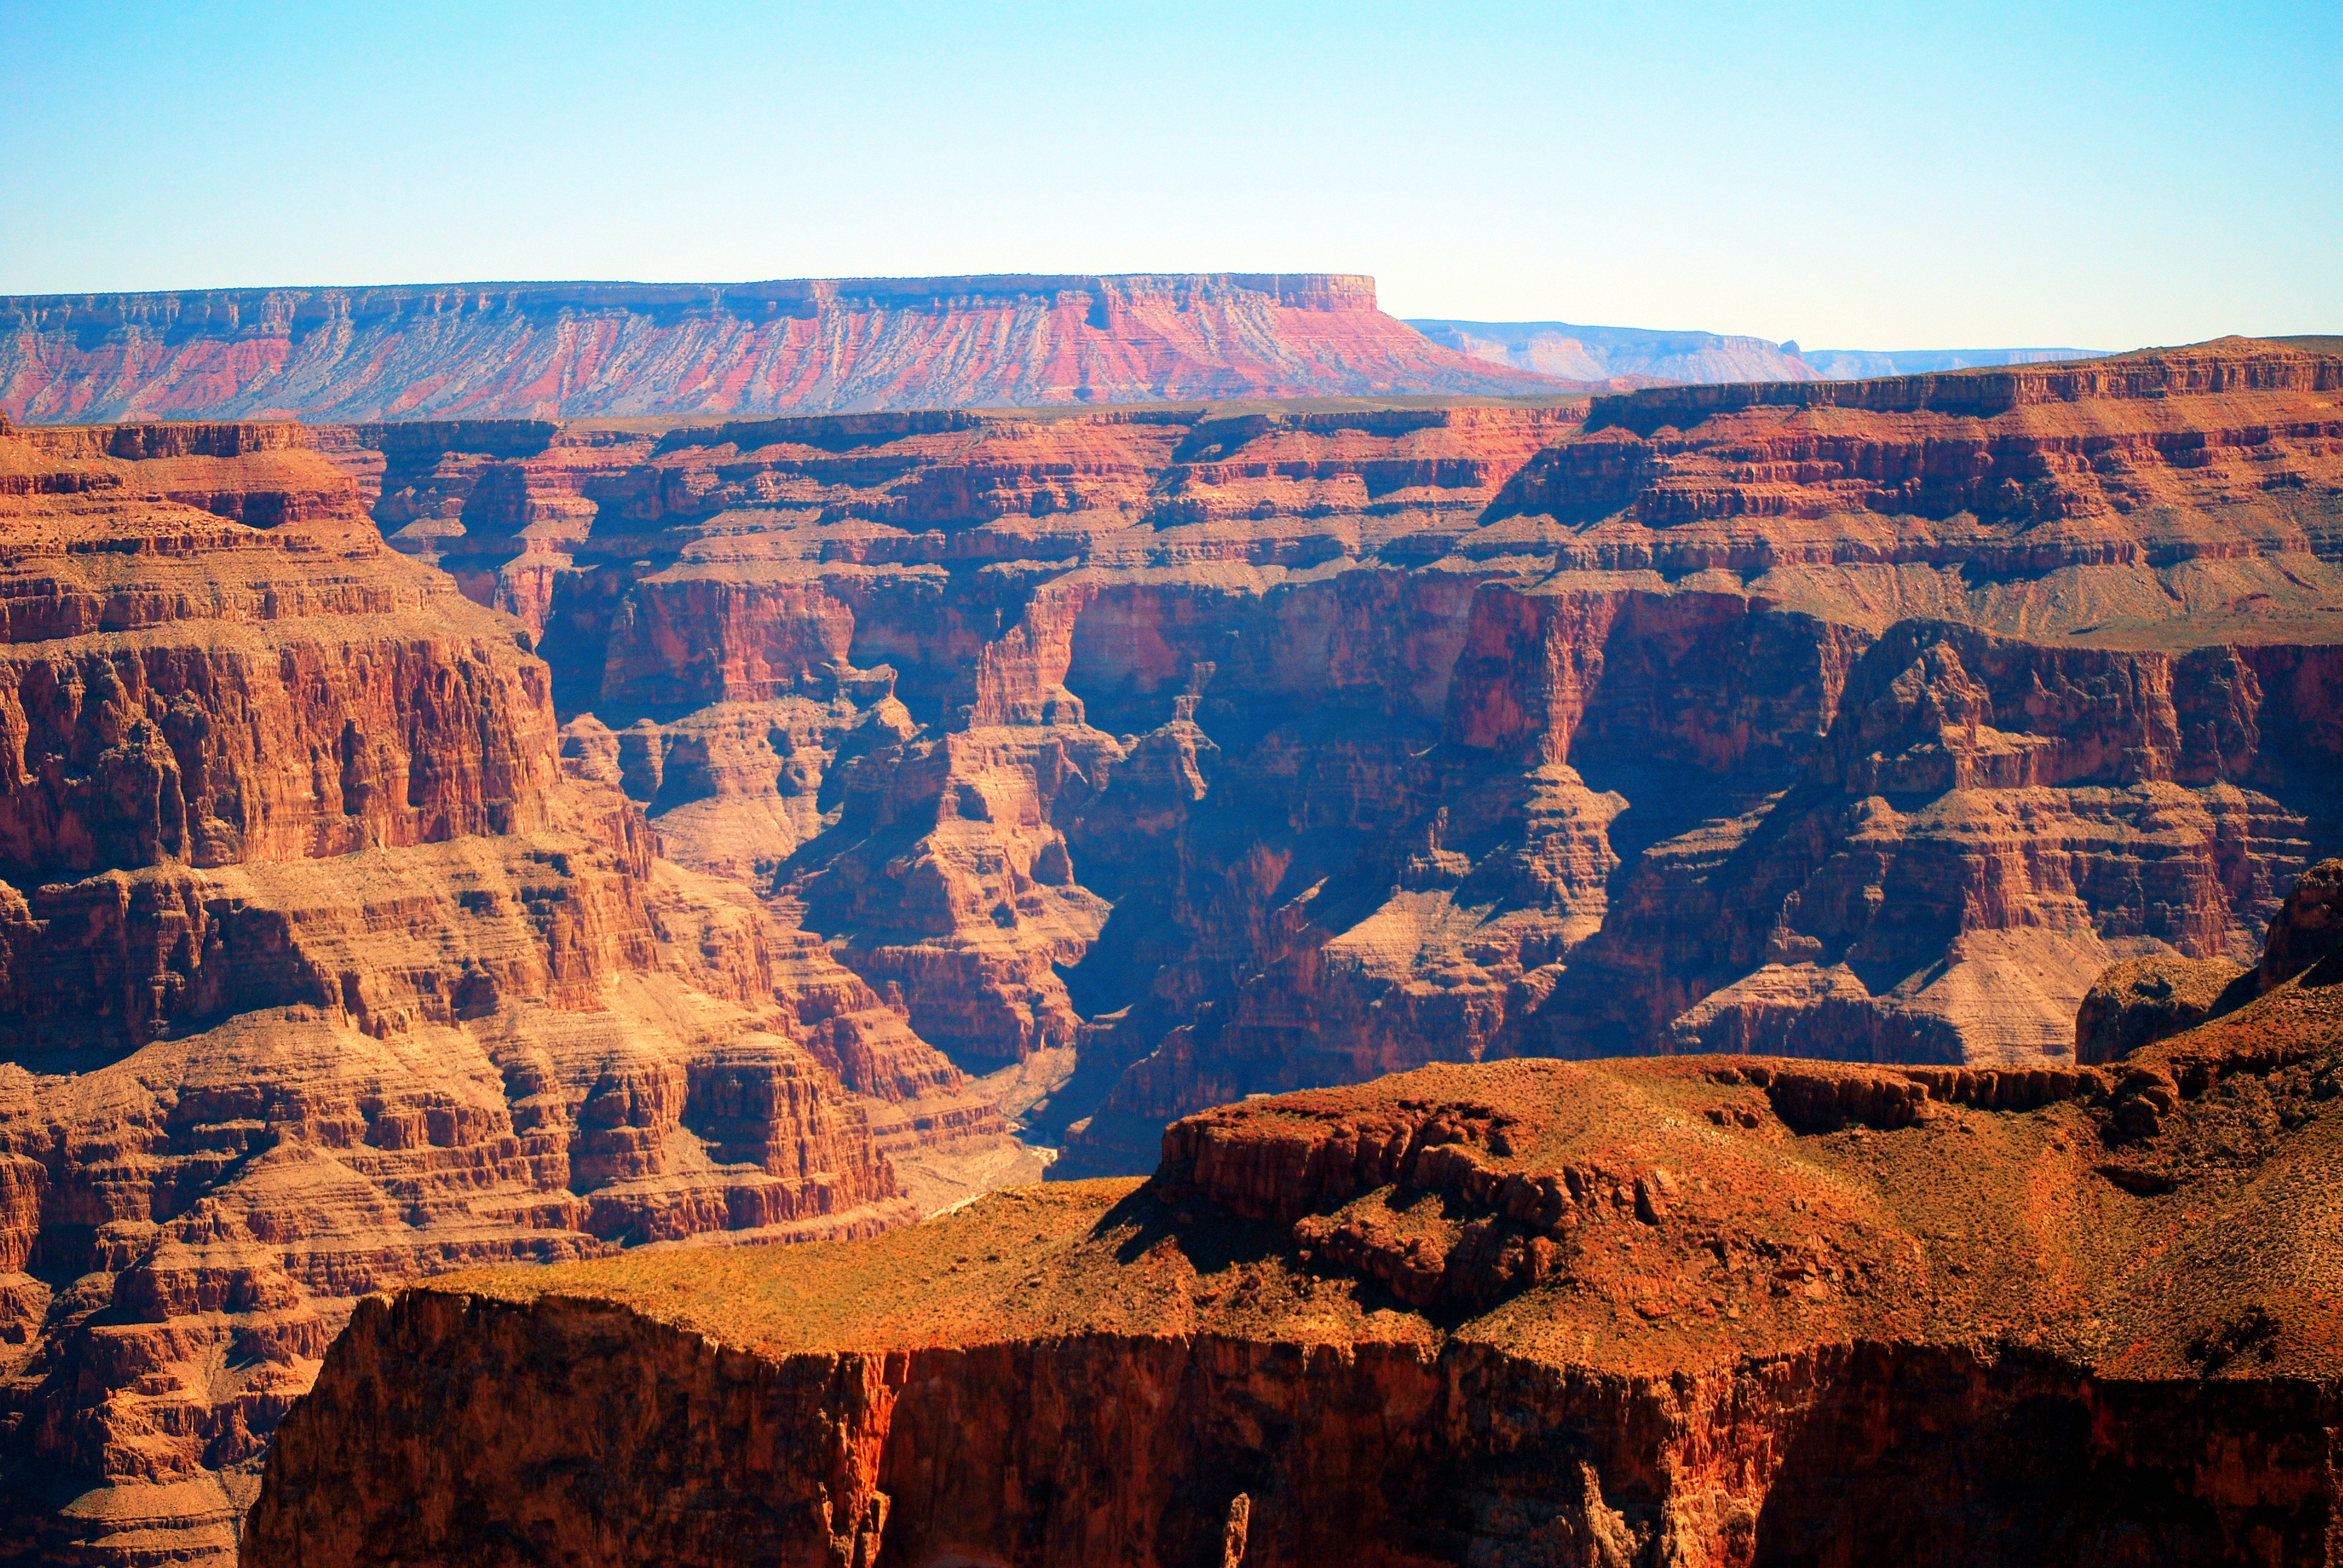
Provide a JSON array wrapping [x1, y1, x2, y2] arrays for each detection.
[[0, 279, 2338, 1564]]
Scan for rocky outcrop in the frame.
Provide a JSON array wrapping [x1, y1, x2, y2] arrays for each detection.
[[2258, 856, 2343, 993], [2075, 953, 2254, 1065], [243, 885, 2343, 1564], [302, 341, 2343, 1184], [0, 276, 1570, 424], [2076, 857, 2343, 1065], [0, 423, 945, 1567]]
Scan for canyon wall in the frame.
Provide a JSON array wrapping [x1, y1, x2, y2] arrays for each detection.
[[0, 276, 1570, 424], [306, 338, 2343, 1180], [244, 890, 2343, 1563], [0, 420, 1029, 1567]]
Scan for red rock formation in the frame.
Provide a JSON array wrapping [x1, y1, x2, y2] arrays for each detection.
[[241, 875, 2343, 1563], [0, 277, 1570, 424], [310, 342, 2343, 1184], [0, 423, 942, 1566]]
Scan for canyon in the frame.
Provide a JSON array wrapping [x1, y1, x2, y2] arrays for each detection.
[[0, 416, 1022, 1564], [0, 276, 1569, 425], [293, 336, 2343, 1181], [0, 332, 2337, 1566], [246, 851, 2343, 1564]]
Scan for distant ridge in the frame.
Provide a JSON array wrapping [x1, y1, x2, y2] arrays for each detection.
[[1409, 319, 1814, 384], [1798, 345, 2108, 379], [0, 275, 1578, 423], [1410, 318, 2110, 385]]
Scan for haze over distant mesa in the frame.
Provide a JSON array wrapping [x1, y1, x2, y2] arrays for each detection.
[[1409, 318, 2114, 384]]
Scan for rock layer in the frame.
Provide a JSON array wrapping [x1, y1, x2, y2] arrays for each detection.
[[0, 277, 1568, 424]]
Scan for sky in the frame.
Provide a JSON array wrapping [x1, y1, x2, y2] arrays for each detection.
[[1, 1, 2336, 350]]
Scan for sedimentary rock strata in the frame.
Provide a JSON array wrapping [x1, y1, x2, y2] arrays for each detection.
[[0, 276, 1568, 424], [298, 339, 2343, 1180], [0, 418, 1008, 1565], [246, 861, 2343, 1564]]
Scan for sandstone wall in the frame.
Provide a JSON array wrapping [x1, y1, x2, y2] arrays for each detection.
[[244, 939, 2343, 1566]]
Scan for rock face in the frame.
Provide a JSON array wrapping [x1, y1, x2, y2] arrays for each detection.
[[2259, 857, 2343, 994], [0, 277, 1568, 424], [0, 420, 979, 1566], [244, 862, 2343, 1564], [306, 338, 2343, 1181]]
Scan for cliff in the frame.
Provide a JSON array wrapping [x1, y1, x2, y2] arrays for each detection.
[[0, 276, 1570, 423], [303, 337, 2343, 1183], [244, 869, 2343, 1563], [0, 422, 1021, 1566]]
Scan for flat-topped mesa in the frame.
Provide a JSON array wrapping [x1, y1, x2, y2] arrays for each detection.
[[244, 933, 2343, 1566], [0, 275, 1570, 425], [1502, 341, 2343, 540]]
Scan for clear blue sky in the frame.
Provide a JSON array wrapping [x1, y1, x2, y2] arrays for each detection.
[[2, 1, 2335, 349]]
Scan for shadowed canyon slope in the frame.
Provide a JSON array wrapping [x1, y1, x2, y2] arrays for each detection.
[[247, 866, 2343, 1565], [0, 276, 1571, 424], [0, 417, 1029, 1565], [315, 336, 2343, 1182]]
